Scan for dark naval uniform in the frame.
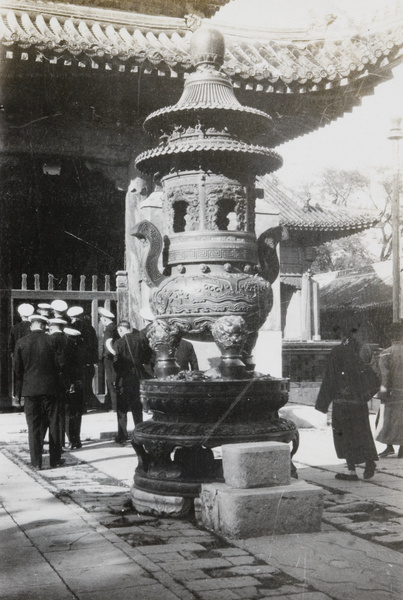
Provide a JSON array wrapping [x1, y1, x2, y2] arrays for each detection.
[[14, 330, 62, 469], [48, 331, 71, 449], [72, 316, 99, 409], [9, 320, 31, 355]]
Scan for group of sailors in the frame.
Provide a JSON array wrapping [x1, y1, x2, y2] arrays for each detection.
[[10, 300, 98, 469], [10, 300, 199, 470]]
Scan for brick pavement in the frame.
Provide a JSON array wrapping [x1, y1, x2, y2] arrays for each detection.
[[1, 410, 403, 600]]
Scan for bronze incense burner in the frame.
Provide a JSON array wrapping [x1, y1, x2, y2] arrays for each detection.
[[131, 28, 298, 503]]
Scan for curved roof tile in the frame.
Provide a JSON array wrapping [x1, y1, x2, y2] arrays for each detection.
[[2, 3, 403, 145], [257, 176, 380, 233], [2, 5, 403, 89]]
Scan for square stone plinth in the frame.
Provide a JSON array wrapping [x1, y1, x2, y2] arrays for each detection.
[[222, 442, 291, 489], [200, 480, 323, 539]]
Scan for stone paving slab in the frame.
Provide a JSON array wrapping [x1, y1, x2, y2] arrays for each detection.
[[238, 529, 403, 600], [1, 411, 403, 600]]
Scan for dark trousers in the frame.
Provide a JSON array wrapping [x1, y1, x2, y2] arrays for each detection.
[[24, 395, 60, 468], [82, 364, 97, 410], [104, 358, 117, 411], [116, 384, 142, 442], [66, 385, 84, 446]]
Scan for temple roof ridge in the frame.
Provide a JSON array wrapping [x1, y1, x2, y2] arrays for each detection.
[[257, 175, 380, 233]]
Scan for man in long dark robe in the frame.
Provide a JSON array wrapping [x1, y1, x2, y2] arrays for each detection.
[[315, 329, 378, 481]]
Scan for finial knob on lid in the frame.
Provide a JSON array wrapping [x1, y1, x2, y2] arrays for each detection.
[[190, 27, 225, 67]]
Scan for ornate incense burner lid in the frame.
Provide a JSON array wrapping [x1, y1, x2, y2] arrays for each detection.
[[142, 28, 273, 139]]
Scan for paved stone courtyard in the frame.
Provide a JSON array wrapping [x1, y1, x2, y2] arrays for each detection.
[[1, 410, 403, 600]]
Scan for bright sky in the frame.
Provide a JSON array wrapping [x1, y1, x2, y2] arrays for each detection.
[[211, 0, 403, 187]]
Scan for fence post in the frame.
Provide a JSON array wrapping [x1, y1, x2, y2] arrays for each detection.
[[104, 275, 111, 312]]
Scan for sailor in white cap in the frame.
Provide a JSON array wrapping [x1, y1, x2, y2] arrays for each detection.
[[51, 299, 68, 319], [98, 306, 119, 411], [9, 303, 35, 357], [67, 306, 84, 319], [13, 312, 64, 470], [63, 328, 84, 449], [47, 317, 70, 452], [37, 303, 52, 318], [67, 306, 99, 411]]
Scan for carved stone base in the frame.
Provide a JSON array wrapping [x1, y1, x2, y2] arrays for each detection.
[[130, 486, 194, 517]]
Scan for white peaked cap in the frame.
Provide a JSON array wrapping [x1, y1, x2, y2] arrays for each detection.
[[64, 327, 81, 337], [98, 307, 115, 319], [67, 306, 84, 317], [37, 303, 52, 310], [28, 314, 48, 324], [48, 318, 67, 326], [51, 299, 68, 312], [17, 303, 34, 317]]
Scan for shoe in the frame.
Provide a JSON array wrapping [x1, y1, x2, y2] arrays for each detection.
[[378, 447, 395, 458], [335, 472, 359, 481], [114, 437, 128, 446], [363, 462, 376, 480], [50, 459, 65, 468], [69, 442, 82, 450], [31, 465, 42, 471]]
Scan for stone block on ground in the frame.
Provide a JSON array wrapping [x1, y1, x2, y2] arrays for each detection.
[[200, 480, 323, 539], [222, 442, 291, 489]]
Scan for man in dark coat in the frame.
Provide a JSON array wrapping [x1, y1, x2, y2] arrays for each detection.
[[13, 314, 64, 470], [9, 303, 35, 408], [315, 328, 379, 481], [113, 320, 153, 444], [9, 303, 35, 356], [175, 339, 199, 371], [98, 307, 119, 411], [63, 327, 85, 450], [47, 318, 70, 451], [67, 306, 99, 410]]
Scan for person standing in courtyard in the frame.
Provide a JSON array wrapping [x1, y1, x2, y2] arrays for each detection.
[[315, 327, 379, 480], [113, 320, 153, 444], [13, 314, 64, 470], [67, 306, 99, 411], [175, 338, 199, 371], [376, 322, 403, 458], [98, 307, 119, 411], [9, 303, 35, 356], [64, 327, 85, 450]]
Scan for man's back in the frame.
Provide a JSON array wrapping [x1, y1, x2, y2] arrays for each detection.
[[14, 331, 59, 397], [114, 330, 152, 380]]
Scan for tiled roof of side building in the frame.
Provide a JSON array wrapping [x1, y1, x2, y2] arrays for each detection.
[[257, 175, 380, 233], [317, 261, 392, 311]]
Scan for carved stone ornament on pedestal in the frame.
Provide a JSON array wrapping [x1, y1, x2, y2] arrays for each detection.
[[130, 27, 298, 512]]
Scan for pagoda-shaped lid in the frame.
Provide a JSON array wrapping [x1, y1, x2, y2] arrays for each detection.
[[143, 27, 273, 140]]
